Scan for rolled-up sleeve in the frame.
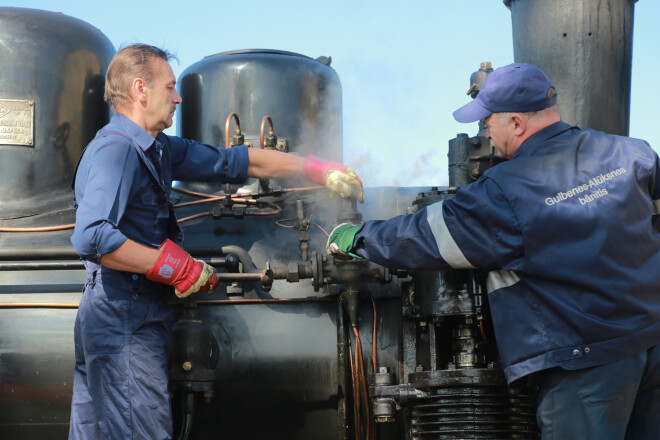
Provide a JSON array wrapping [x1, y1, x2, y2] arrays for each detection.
[[164, 134, 249, 183], [71, 139, 139, 262]]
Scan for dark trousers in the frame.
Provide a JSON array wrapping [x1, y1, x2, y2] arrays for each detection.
[[536, 344, 660, 440], [69, 270, 174, 440]]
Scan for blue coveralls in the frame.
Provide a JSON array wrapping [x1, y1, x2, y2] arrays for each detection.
[[69, 114, 248, 439], [350, 122, 660, 438]]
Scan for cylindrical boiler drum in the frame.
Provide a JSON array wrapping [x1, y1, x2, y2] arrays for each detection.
[[505, 0, 636, 136], [0, 7, 115, 219], [177, 49, 342, 191]]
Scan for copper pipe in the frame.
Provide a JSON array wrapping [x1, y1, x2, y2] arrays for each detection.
[[0, 303, 79, 308], [224, 112, 241, 200], [259, 115, 273, 149], [176, 196, 281, 220], [312, 221, 330, 237], [177, 212, 211, 223], [224, 112, 240, 149], [172, 187, 252, 199], [275, 218, 297, 229], [172, 186, 216, 198], [174, 196, 258, 208], [276, 218, 329, 236], [246, 202, 281, 216], [347, 334, 360, 440], [0, 224, 74, 232]]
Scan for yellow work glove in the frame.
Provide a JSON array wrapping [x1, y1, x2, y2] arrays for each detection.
[[302, 155, 364, 203]]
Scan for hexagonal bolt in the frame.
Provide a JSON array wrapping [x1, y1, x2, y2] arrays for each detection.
[[286, 262, 300, 282]]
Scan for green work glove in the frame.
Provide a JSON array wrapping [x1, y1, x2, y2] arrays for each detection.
[[326, 223, 363, 260]]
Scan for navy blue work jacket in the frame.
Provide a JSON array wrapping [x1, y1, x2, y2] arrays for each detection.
[[353, 122, 660, 383], [71, 114, 249, 263]]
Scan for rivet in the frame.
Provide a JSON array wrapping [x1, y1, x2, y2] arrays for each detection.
[[183, 362, 192, 371], [573, 349, 580, 356], [585, 347, 590, 353]]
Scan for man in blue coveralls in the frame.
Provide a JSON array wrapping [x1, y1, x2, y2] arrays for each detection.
[[327, 63, 660, 439], [69, 43, 363, 439]]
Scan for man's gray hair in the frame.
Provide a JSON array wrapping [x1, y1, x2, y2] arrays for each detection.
[[498, 104, 560, 125]]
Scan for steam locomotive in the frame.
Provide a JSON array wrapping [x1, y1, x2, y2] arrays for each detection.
[[0, 1, 637, 438]]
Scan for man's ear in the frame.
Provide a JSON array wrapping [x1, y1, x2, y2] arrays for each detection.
[[510, 113, 527, 136], [131, 77, 147, 103]]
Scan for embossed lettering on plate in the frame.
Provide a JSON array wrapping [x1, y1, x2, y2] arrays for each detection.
[[0, 99, 34, 146]]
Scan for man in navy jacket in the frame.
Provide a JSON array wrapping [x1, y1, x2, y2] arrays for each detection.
[[327, 63, 660, 439]]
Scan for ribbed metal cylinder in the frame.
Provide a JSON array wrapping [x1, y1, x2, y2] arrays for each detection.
[[505, 0, 637, 136], [409, 369, 538, 439]]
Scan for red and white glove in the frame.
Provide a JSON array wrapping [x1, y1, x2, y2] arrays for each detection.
[[303, 155, 364, 203], [146, 239, 219, 298]]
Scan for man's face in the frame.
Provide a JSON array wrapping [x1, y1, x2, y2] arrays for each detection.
[[484, 113, 515, 159], [143, 58, 182, 135]]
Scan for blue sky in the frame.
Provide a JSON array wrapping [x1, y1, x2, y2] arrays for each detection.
[[7, 0, 659, 187]]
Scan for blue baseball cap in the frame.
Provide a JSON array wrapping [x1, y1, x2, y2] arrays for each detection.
[[452, 63, 557, 123]]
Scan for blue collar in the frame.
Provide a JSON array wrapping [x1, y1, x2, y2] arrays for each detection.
[[111, 113, 157, 151], [512, 121, 576, 159]]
